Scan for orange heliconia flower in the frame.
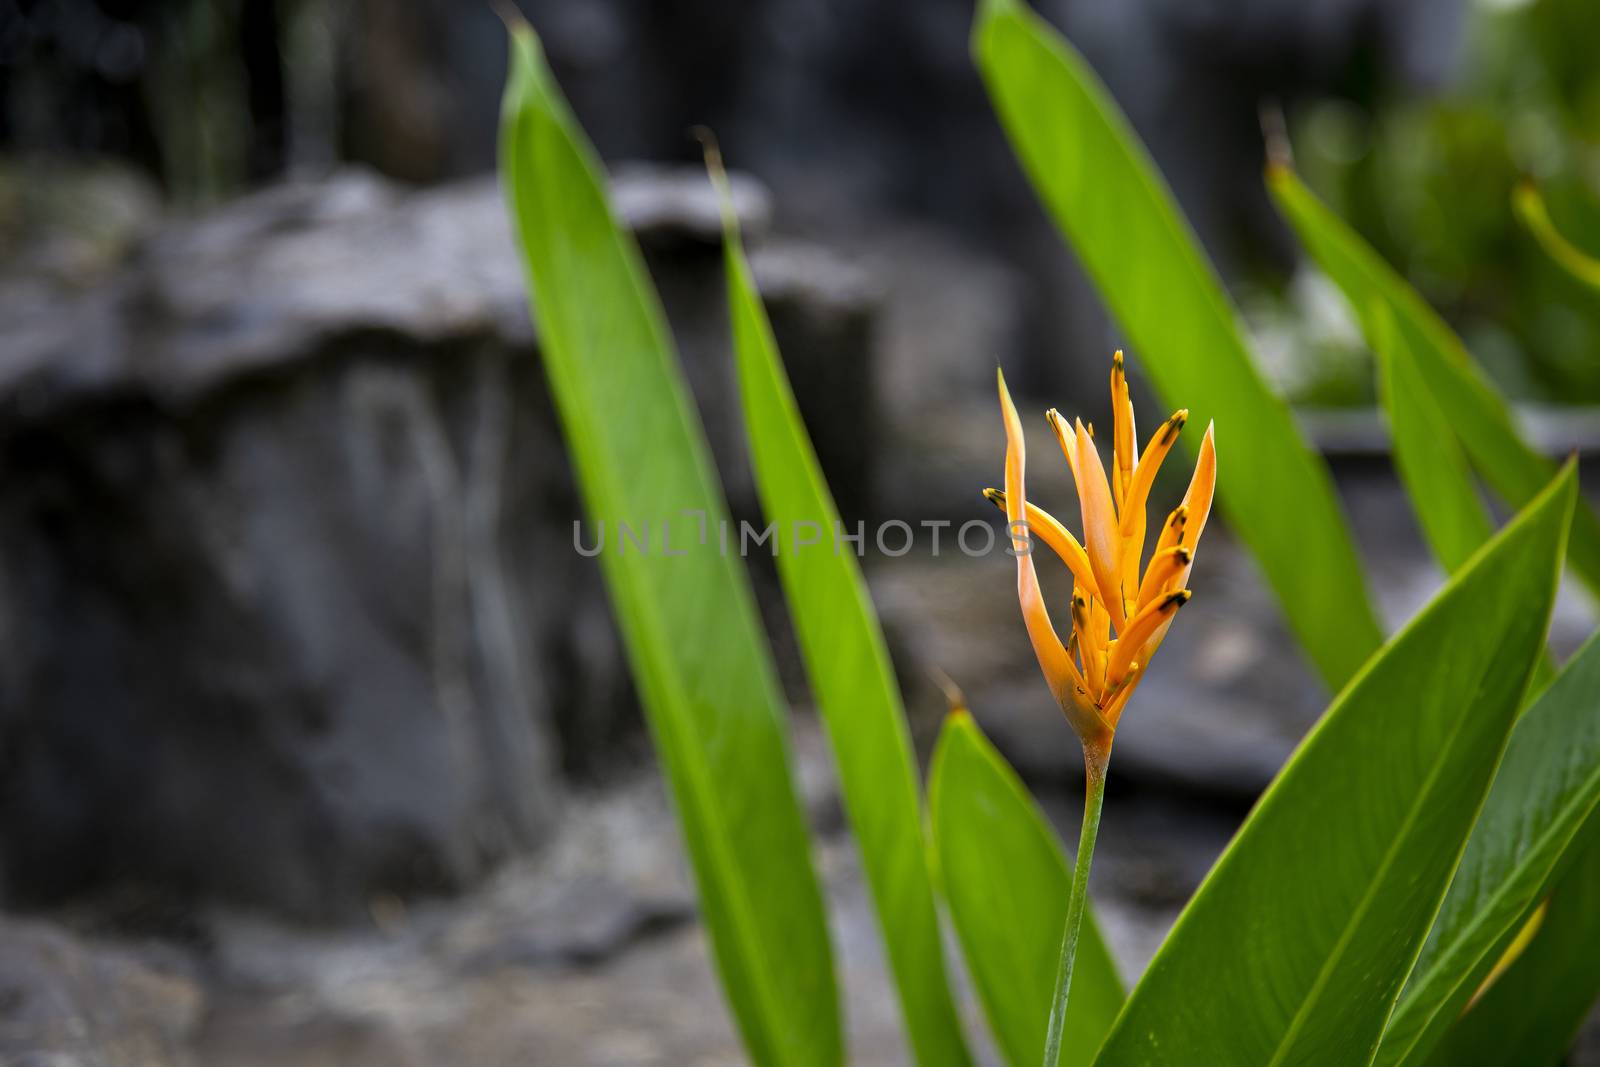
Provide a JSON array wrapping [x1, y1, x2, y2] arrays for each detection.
[[989, 352, 1215, 748]]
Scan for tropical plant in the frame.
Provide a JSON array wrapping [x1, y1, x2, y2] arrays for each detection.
[[988, 355, 1214, 1066], [499, 2, 1600, 1062]]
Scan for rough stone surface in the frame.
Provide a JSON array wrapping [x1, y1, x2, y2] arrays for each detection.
[[0, 720, 942, 1066], [0, 712, 1255, 1067], [0, 166, 880, 917], [4, 713, 1597, 1065], [0, 916, 203, 1067]]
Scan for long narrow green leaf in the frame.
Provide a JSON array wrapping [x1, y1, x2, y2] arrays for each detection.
[[1371, 304, 1555, 691], [928, 710, 1122, 1067], [1268, 164, 1600, 599], [1423, 820, 1600, 1066], [1374, 630, 1600, 1065], [499, 27, 839, 1065], [1094, 466, 1576, 1066], [1399, 178, 1600, 1067], [709, 153, 972, 1067], [1372, 303, 1494, 572], [1513, 181, 1600, 293], [972, 0, 1382, 691]]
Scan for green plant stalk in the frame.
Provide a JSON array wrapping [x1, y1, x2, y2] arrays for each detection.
[[1043, 743, 1109, 1067]]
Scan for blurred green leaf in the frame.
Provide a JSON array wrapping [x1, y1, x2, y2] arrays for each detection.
[[1093, 466, 1576, 1066], [710, 153, 972, 1067], [1268, 165, 1600, 600], [1514, 181, 1600, 293], [1299, 0, 1600, 402], [1423, 821, 1600, 1066], [1403, 180, 1600, 1066], [972, 0, 1382, 692], [1375, 630, 1600, 1065], [928, 710, 1122, 1067], [499, 27, 839, 1065], [1372, 303, 1494, 572], [1370, 303, 1556, 690]]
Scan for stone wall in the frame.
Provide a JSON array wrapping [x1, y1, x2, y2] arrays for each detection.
[[0, 166, 877, 918]]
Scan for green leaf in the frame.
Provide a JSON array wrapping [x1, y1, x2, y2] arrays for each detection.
[[1093, 466, 1576, 1067], [1374, 630, 1600, 1065], [710, 153, 972, 1067], [1370, 303, 1554, 690], [499, 27, 839, 1066], [972, 0, 1382, 692], [1372, 303, 1493, 573], [1268, 164, 1600, 601], [1423, 820, 1600, 1067], [928, 710, 1122, 1067], [1514, 181, 1600, 293]]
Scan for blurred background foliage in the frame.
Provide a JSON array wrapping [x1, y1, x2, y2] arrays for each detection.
[[8, 0, 1598, 409], [1284, 0, 1600, 405]]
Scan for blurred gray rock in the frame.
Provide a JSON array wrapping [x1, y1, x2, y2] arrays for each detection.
[[0, 916, 202, 1067], [1576, 1003, 1600, 1067], [162, 717, 977, 1066], [0, 166, 881, 917], [0, 160, 162, 292]]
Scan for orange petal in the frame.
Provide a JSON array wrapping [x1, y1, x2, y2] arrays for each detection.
[[1120, 409, 1188, 534], [1046, 408, 1079, 486], [1152, 504, 1188, 560], [982, 489, 1100, 601], [1110, 352, 1136, 511], [1073, 418, 1125, 633], [1110, 353, 1143, 619], [1088, 591, 1111, 657], [1117, 502, 1146, 625], [1110, 408, 1184, 622], [1107, 590, 1190, 684], [1102, 666, 1142, 727], [1071, 591, 1106, 698], [999, 371, 1106, 738], [1139, 424, 1216, 662], [1136, 545, 1192, 611], [1123, 398, 1138, 493], [1174, 422, 1217, 586]]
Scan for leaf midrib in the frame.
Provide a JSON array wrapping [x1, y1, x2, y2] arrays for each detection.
[[728, 215, 959, 1063], [1264, 666, 1497, 1067], [1380, 757, 1600, 1066], [511, 93, 811, 1067]]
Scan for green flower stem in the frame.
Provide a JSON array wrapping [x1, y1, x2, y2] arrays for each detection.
[[1042, 741, 1110, 1067]]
